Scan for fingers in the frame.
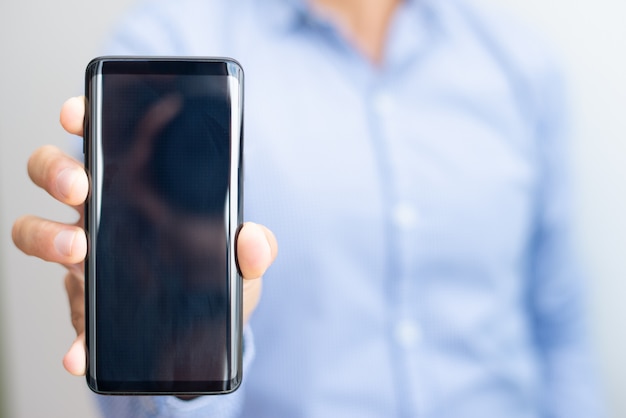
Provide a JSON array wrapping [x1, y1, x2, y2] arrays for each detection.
[[63, 333, 86, 376], [27, 145, 88, 206], [60, 96, 85, 136], [23, 98, 88, 377], [58, 222, 278, 373], [63, 271, 86, 376], [237, 222, 278, 280], [12, 215, 87, 265], [238, 222, 276, 324], [65, 271, 85, 335]]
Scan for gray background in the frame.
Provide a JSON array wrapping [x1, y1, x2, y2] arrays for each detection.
[[0, 1, 624, 417]]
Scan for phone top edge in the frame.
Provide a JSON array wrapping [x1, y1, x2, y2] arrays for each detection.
[[89, 55, 243, 64], [86, 56, 243, 78]]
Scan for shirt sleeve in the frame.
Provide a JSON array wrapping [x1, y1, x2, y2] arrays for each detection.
[[527, 62, 605, 418], [94, 325, 254, 418]]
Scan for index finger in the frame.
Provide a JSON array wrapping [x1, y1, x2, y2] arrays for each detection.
[[27, 145, 88, 206], [59, 96, 85, 136]]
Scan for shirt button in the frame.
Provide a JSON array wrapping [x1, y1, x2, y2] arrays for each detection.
[[392, 202, 419, 230], [373, 91, 394, 115], [394, 319, 422, 349]]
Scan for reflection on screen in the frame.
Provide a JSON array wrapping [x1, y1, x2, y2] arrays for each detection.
[[94, 72, 233, 391]]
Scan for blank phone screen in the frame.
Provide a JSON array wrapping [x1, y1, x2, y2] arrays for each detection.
[[84, 59, 243, 394]]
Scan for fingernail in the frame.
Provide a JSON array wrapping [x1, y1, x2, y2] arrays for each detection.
[[56, 167, 79, 200], [54, 230, 76, 257]]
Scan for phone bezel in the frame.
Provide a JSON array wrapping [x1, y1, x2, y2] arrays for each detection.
[[83, 56, 244, 395]]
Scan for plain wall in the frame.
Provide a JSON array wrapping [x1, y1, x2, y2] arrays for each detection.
[[0, 1, 624, 417], [0, 1, 131, 417]]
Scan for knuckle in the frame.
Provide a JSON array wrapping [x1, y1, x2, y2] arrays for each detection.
[[70, 310, 84, 333]]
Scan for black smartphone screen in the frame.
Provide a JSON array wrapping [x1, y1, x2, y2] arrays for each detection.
[[84, 57, 244, 394]]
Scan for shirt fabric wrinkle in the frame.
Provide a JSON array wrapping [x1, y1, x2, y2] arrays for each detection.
[[95, 0, 604, 417]]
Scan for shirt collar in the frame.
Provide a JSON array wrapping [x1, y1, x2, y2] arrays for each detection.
[[255, 0, 444, 72], [260, 0, 430, 34], [257, 0, 312, 33]]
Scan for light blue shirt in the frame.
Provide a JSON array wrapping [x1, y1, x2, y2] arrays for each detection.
[[96, 0, 603, 416]]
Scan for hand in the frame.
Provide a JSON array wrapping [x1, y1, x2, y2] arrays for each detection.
[[11, 96, 277, 377]]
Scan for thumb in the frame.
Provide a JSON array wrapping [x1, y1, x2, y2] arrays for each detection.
[[237, 222, 278, 280]]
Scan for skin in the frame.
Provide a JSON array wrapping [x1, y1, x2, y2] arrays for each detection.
[[11, 0, 394, 379], [311, 0, 401, 64], [11, 97, 278, 376]]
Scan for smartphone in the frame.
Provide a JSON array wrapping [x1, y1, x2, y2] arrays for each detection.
[[83, 57, 244, 395]]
